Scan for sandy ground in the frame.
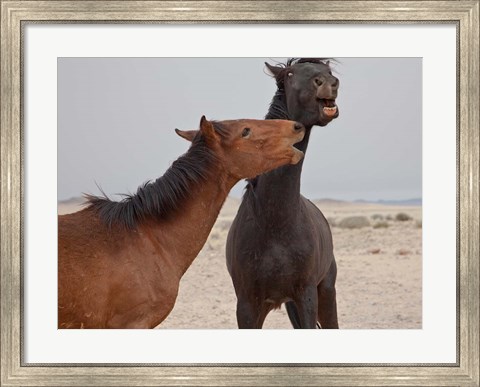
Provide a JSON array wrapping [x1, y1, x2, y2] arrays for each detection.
[[59, 197, 422, 329]]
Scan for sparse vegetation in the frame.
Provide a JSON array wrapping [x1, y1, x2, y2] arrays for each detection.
[[385, 214, 393, 221], [395, 212, 412, 221], [373, 221, 389, 229], [338, 216, 370, 229], [371, 214, 384, 220]]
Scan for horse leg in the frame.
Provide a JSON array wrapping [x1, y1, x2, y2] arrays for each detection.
[[294, 286, 318, 329], [317, 260, 339, 329], [286, 301, 321, 329], [285, 301, 301, 328], [236, 298, 269, 329]]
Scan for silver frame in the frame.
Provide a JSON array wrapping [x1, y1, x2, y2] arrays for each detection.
[[1, 1, 478, 386]]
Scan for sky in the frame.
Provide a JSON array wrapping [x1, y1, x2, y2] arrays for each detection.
[[58, 57, 422, 202]]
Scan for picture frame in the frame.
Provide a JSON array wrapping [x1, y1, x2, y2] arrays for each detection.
[[1, 1, 478, 386]]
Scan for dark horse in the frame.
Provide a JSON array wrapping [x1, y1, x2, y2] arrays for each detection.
[[226, 58, 340, 329], [58, 116, 305, 328]]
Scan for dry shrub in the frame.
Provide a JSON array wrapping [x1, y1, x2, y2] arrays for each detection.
[[395, 212, 412, 221], [371, 214, 384, 220], [338, 216, 370, 229], [373, 221, 389, 229]]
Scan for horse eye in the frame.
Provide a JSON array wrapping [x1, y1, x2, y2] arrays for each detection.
[[242, 128, 251, 138], [288, 72, 293, 77]]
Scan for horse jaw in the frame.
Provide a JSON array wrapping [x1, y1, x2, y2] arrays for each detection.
[[291, 148, 305, 164]]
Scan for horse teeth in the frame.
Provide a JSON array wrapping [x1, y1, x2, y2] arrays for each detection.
[[323, 106, 337, 116]]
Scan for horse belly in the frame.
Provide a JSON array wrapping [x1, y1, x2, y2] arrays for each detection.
[[247, 247, 306, 292]]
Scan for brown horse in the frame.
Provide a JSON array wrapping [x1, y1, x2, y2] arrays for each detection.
[[58, 116, 305, 328], [226, 58, 340, 329]]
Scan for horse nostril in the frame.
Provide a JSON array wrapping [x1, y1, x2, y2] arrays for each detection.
[[294, 122, 304, 131]]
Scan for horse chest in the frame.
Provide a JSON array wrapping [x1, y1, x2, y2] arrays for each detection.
[[250, 242, 316, 278], [258, 229, 316, 259]]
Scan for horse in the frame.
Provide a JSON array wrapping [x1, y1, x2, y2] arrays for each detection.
[[58, 116, 305, 328], [226, 58, 340, 329]]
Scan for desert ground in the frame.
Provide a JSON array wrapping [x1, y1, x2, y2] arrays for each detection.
[[58, 197, 422, 329]]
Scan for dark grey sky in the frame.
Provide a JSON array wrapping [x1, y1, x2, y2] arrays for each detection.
[[58, 57, 421, 201]]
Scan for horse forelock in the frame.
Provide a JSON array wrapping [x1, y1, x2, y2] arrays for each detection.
[[85, 135, 218, 230], [271, 58, 333, 89], [287, 58, 332, 66]]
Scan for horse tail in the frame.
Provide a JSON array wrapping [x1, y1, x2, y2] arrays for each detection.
[[285, 302, 321, 329]]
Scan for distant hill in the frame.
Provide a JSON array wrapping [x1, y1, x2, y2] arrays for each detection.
[[311, 197, 422, 207], [353, 198, 422, 206], [313, 198, 350, 206], [58, 196, 85, 205]]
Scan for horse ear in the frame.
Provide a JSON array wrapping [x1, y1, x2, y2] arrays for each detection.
[[175, 128, 198, 142], [265, 62, 283, 78], [199, 115, 219, 142]]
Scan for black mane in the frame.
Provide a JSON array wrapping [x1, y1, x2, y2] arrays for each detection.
[[85, 123, 225, 230], [265, 90, 289, 120], [246, 58, 331, 189]]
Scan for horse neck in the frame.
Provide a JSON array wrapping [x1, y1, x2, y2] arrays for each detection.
[[264, 90, 313, 154], [250, 91, 312, 223], [145, 164, 235, 275]]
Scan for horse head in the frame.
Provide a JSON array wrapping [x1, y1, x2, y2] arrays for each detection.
[[176, 116, 305, 179], [266, 58, 340, 127]]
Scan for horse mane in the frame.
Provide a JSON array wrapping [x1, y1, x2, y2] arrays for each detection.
[[85, 122, 226, 230], [245, 58, 332, 190], [265, 89, 289, 120]]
